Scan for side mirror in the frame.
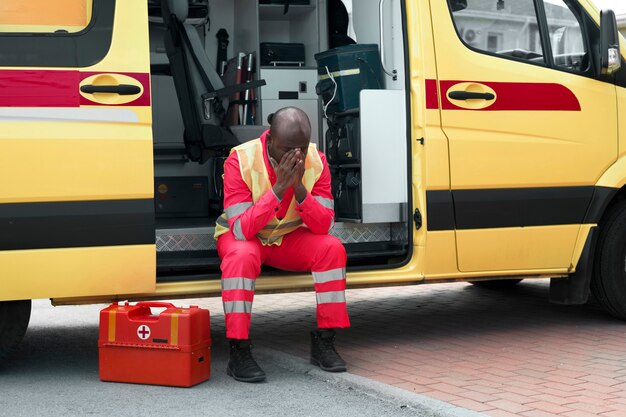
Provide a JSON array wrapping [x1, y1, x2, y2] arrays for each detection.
[[600, 9, 622, 75]]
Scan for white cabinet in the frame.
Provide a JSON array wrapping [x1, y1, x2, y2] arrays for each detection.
[[259, 68, 320, 143], [261, 98, 320, 144], [233, 1, 326, 134]]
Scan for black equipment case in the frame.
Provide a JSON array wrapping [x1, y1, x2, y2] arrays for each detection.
[[260, 43, 305, 67]]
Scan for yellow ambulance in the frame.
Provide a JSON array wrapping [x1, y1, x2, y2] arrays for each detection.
[[1, 0, 625, 362]]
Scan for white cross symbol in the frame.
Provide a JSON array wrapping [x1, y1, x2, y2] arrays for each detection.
[[137, 325, 151, 340]]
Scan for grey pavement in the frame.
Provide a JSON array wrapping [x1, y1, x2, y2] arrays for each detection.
[[0, 300, 483, 417]]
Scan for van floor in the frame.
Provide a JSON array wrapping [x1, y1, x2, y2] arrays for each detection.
[[155, 217, 409, 279]]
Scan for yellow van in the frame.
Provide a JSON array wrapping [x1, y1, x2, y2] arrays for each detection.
[[1, 0, 625, 362]]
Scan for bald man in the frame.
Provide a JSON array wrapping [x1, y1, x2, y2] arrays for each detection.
[[214, 107, 350, 383]]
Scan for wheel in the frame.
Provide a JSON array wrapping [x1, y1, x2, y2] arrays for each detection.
[[0, 300, 31, 364], [591, 199, 626, 320], [471, 279, 523, 289]]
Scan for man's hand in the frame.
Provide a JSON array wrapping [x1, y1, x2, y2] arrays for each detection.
[[291, 149, 307, 203], [272, 149, 300, 200]]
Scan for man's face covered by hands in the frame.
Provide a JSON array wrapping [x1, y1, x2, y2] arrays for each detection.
[[267, 107, 311, 166]]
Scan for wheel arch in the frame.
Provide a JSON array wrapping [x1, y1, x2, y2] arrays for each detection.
[[550, 179, 626, 306]]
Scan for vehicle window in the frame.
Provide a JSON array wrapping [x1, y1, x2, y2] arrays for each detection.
[[0, 0, 93, 33], [542, 0, 588, 73], [448, 0, 545, 64], [0, 0, 114, 67]]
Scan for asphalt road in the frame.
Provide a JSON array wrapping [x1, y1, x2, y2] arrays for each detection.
[[0, 300, 483, 417]]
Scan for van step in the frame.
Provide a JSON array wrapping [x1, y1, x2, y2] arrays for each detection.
[[156, 222, 408, 252]]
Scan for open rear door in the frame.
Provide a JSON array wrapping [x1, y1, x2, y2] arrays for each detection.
[[0, 0, 155, 301]]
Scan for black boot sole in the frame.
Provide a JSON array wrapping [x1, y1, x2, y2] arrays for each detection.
[[227, 367, 267, 383], [310, 357, 347, 373]]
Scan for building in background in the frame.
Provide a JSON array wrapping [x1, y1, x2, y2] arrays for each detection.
[[452, 0, 583, 57]]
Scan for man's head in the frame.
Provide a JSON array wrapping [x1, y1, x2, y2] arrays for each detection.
[[267, 107, 311, 163]]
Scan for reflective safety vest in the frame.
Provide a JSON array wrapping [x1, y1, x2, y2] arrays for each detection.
[[214, 138, 324, 245]]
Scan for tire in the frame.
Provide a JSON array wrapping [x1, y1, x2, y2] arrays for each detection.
[[471, 279, 523, 289], [0, 300, 31, 364], [591, 199, 626, 320]]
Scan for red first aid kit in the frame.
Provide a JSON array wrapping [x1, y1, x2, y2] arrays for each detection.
[[98, 302, 211, 387]]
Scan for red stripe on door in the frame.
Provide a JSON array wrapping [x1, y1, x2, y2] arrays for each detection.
[[0, 70, 80, 107], [425, 79, 439, 109], [0, 70, 151, 107], [439, 80, 581, 111]]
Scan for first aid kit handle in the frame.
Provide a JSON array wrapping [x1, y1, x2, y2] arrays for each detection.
[[135, 302, 176, 309]]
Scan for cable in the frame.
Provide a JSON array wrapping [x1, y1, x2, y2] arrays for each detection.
[[322, 65, 338, 120]]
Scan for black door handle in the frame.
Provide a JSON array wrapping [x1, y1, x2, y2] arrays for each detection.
[[80, 84, 141, 95], [448, 91, 495, 101]]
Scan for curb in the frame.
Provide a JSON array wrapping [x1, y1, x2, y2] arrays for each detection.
[[257, 348, 488, 417]]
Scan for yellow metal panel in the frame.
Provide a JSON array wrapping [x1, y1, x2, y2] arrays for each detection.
[[406, 0, 451, 272], [619, 84, 626, 160], [0, 245, 155, 301], [596, 156, 626, 188], [424, 231, 458, 276], [570, 224, 594, 270], [430, 1, 617, 190], [88, 1, 150, 74], [456, 226, 579, 272], [0, 123, 153, 203]]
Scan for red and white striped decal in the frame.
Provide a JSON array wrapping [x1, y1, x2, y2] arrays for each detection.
[[425, 79, 581, 111], [0, 69, 150, 108]]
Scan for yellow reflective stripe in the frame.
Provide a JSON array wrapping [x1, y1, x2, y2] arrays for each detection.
[[318, 68, 360, 80], [170, 311, 179, 346], [231, 139, 325, 247], [108, 309, 116, 342], [262, 219, 303, 230]]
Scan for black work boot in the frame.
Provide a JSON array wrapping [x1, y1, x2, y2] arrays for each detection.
[[227, 339, 266, 382], [310, 329, 347, 372]]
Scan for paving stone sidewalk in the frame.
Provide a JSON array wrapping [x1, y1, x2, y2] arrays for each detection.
[[194, 278, 626, 417]]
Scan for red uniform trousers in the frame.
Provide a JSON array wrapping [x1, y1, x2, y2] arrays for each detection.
[[217, 227, 351, 340]]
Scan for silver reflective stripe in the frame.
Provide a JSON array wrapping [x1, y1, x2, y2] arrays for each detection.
[[263, 219, 303, 230], [233, 219, 245, 241], [222, 277, 256, 291], [223, 300, 253, 313], [327, 218, 335, 233], [225, 202, 253, 219], [312, 268, 345, 284], [0, 108, 139, 123], [316, 291, 346, 304], [216, 216, 229, 228], [314, 196, 334, 210]]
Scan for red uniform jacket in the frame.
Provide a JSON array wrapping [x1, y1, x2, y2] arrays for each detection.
[[222, 131, 335, 241]]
